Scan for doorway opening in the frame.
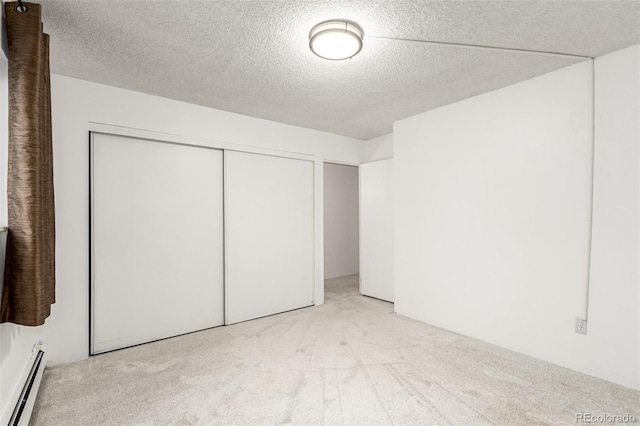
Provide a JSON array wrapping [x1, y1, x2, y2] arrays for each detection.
[[323, 162, 360, 300]]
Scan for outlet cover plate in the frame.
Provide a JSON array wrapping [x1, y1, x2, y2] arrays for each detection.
[[575, 318, 588, 335]]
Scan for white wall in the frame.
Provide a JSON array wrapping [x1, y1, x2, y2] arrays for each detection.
[[588, 46, 639, 389], [31, 75, 365, 368], [364, 133, 393, 161], [323, 163, 359, 279], [394, 46, 639, 390]]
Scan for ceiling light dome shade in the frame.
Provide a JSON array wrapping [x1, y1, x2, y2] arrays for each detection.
[[309, 20, 363, 60]]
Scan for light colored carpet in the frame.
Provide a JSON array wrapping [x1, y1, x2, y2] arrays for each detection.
[[32, 275, 639, 425]]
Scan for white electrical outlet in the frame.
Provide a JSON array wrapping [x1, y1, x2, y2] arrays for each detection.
[[575, 318, 588, 335]]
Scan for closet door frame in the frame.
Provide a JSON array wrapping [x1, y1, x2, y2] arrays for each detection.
[[88, 124, 320, 355]]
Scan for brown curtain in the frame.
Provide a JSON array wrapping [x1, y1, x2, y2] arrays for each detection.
[[1, 2, 55, 326]]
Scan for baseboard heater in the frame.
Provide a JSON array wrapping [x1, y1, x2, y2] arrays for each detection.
[[6, 342, 48, 426]]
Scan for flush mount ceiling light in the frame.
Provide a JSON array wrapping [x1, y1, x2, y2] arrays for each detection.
[[309, 20, 363, 60]]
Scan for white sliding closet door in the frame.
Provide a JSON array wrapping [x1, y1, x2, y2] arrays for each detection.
[[91, 133, 224, 354], [360, 159, 394, 302], [225, 151, 314, 324]]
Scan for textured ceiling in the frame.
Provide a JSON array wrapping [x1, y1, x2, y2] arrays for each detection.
[[35, 0, 640, 139]]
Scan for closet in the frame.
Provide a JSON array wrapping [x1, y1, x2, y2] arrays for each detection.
[[90, 133, 314, 354]]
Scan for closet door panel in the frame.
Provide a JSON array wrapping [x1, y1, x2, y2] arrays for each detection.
[[225, 151, 314, 324], [91, 134, 224, 354]]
